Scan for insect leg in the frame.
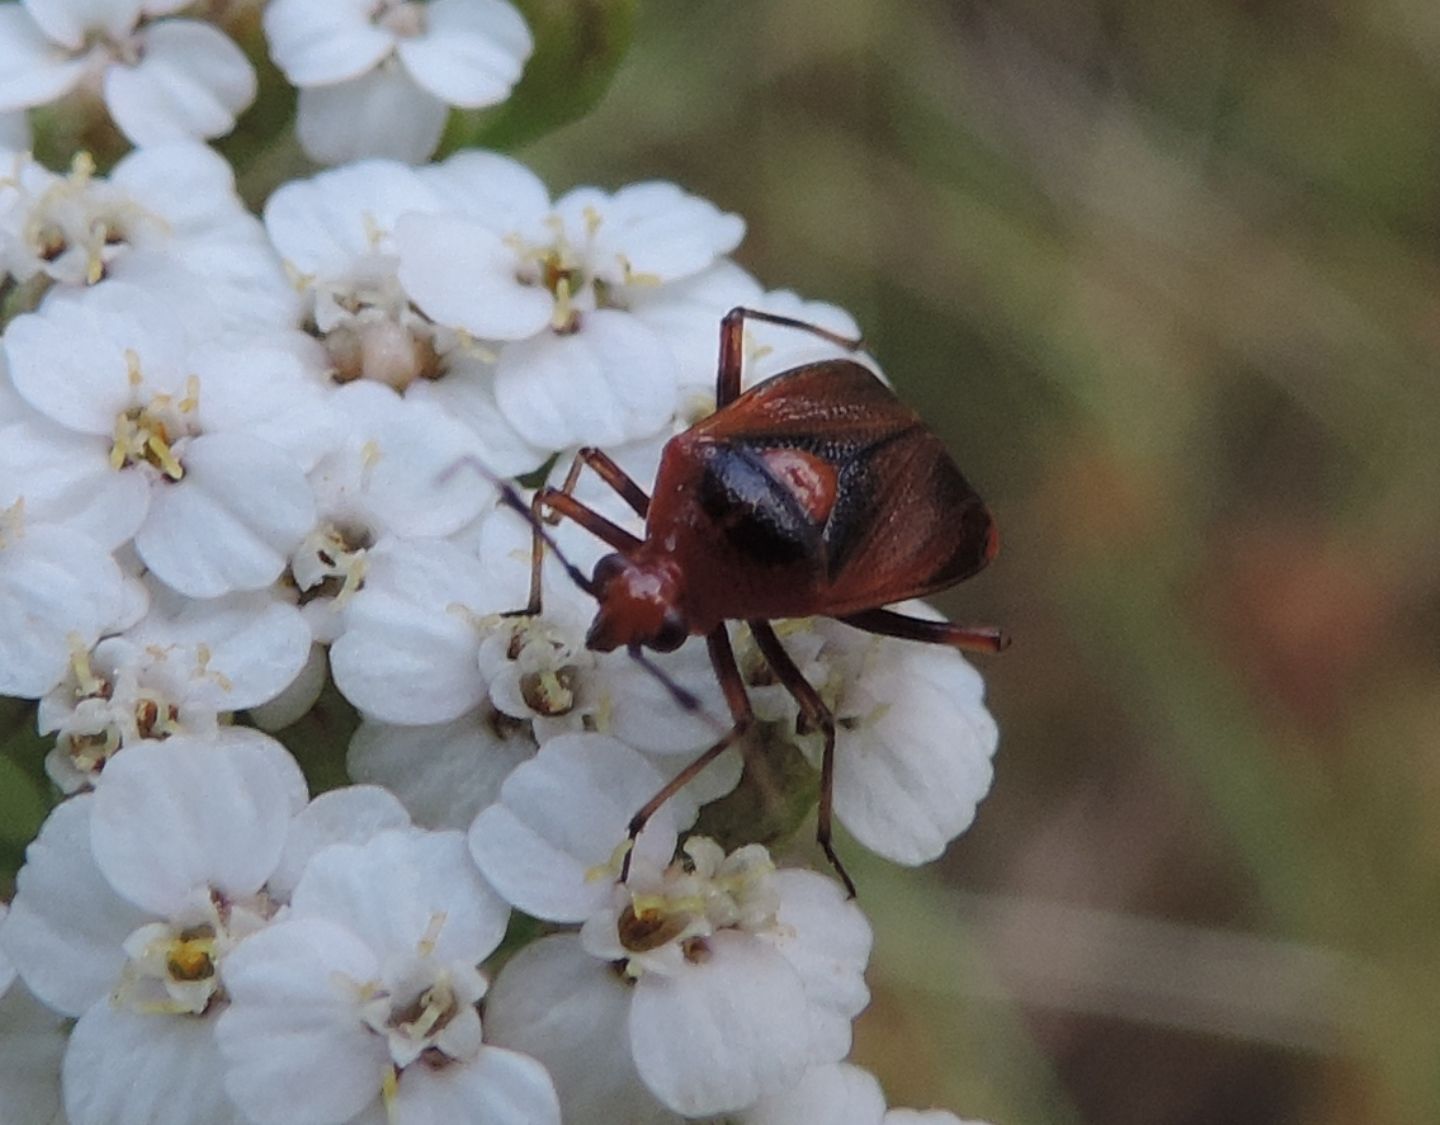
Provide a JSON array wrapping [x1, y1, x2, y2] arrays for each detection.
[[717, 307, 866, 407], [620, 626, 753, 882], [522, 490, 641, 614], [747, 620, 856, 898], [839, 608, 1009, 654], [545, 446, 650, 523]]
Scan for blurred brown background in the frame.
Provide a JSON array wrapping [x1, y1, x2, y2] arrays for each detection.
[[524, 3, 1440, 1122]]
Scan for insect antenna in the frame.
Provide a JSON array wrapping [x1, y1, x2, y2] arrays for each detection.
[[489, 477, 597, 597], [626, 644, 704, 716], [444, 455, 718, 726]]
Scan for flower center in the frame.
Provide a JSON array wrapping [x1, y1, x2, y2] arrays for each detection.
[[18, 152, 159, 288], [293, 522, 374, 602], [109, 361, 199, 480], [117, 891, 273, 1017]]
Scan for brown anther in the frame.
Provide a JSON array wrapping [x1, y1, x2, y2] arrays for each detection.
[[681, 937, 712, 964], [617, 905, 689, 953], [519, 666, 577, 715]]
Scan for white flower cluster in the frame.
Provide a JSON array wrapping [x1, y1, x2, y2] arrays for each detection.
[[0, 0, 531, 163], [0, 9, 1001, 1123]]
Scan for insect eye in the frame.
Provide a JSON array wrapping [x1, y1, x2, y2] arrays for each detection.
[[592, 553, 627, 588], [650, 610, 688, 653]]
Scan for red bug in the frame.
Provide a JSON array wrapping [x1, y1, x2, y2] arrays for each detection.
[[516, 307, 1005, 894]]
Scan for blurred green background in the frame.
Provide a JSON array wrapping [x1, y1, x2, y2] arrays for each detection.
[[5, 1, 1439, 1121], [517, 2, 1440, 1122]]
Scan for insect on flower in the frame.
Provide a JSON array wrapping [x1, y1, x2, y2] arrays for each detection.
[[512, 308, 1006, 895]]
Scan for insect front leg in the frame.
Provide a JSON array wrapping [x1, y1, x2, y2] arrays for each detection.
[[543, 447, 651, 524], [716, 307, 866, 407], [620, 626, 753, 882], [519, 488, 641, 616], [747, 620, 856, 898]]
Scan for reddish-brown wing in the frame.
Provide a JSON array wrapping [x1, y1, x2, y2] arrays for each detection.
[[690, 360, 996, 616]]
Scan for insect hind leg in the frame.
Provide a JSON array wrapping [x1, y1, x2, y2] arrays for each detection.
[[839, 608, 1009, 654], [620, 626, 752, 882], [747, 620, 856, 898], [717, 307, 866, 408]]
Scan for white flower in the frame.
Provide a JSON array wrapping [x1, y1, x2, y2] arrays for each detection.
[[37, 584, 311, 791], [736, 609, 999, 866], [486, 838, 872, 1119], [264, 0, 533, 164], [0, 0, 256, 144], [217, 829, 550, 1125], [0, 503, 135, 699], [347, 708, 538, 830], [0, 144, 297, 331], [259, 157, 544, 466], [328, 536, 507, 722], [3, 285, 332, 596], [467, 733, 686, 923], [394, 153, 745, 450], [291, 379, 520, 640], [0, 734, 309, 1125]]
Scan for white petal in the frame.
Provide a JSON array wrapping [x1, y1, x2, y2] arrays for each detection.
[[0, 983, 67, 1125], [262, 158, 437, 276], [296, 66, 448, 165], [467, 733, 678, 923], [90, 735, 302, 914], [628, 260, 764, 391], [4, 299, 148, 434], [0, 410, 150, 552], [485, 934, 677, 1125], [135, 433, 315, 598], [831, 650, 997, 865], [741, 1062, 886, 1125], [886, 1113, 988, 1125], [347, 711, 536, 831], [495, 311, 678, 450], [24, 0, 143, 46], [128, 588, 312, 711], [64, 1001, 246, 1125], [104, 20, 256, 144], [406, 356, 546, 478], [216, 916, 387, 1125], [328, 538, 501, 724], [557, 181, 745, 285], [395, 212, 552, 339], [262, 0, 392, 85], [267, 785, 413, 901], [3, 796, 150, 1017], [109, 141, 246, 232], [291, 830, 508, 966], [596, 638, 730, 756], [0, 524, 129, 698], [390, 1046, 559, 1125], [0, 7, 88, 108], [766, 869, 872, 1062], [397, 0, 531, 108], [321, 380, 494, 537], [419, 149, 550, 230], [247, 641, 329, 731], [629, 931, 811, 1116], [190, 343, 339, 472]]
